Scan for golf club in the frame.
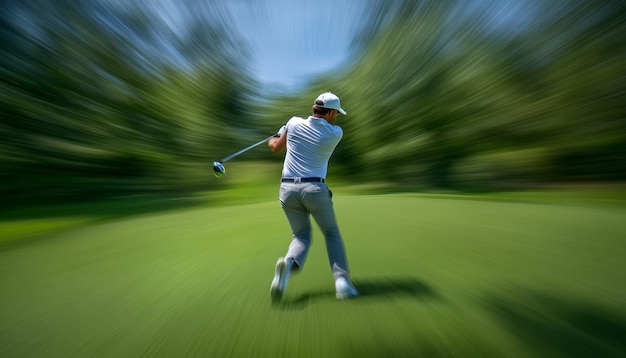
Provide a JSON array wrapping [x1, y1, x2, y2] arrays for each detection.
[[213, 135, 275, 177]]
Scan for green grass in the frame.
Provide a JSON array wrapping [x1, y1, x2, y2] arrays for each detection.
[[1, 173, 626, 357]]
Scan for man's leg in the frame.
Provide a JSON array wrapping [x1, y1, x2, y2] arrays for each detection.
[[280, 184, 312, 269], [304, 184, 349, 280], [272, 184, 311, 301], [305, 184, 358, 299]]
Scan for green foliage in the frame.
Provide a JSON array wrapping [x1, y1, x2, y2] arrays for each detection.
[[264, 1, 626, 187], [0, 0, 261, 204], [1, 1, 625, 206]]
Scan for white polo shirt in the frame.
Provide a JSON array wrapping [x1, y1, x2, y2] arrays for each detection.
[[281, 116, 343, 179]]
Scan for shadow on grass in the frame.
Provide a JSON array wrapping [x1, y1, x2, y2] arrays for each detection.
[[485, 289, 626, 357], [273, 277, 437, 310]]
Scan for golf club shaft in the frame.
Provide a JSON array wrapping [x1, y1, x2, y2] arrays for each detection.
[[219, 135, 275, 163]]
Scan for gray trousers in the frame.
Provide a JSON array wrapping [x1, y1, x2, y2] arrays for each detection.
[[279, 182, 349, 280]]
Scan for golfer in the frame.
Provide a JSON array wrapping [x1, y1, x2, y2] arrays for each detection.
[[268, 92, 358, 301]]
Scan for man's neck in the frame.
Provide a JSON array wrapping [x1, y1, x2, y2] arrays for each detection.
[[312, 115, 332, 123]]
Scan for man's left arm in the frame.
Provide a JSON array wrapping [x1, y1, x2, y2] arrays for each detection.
[[268, 125, 287, 153]]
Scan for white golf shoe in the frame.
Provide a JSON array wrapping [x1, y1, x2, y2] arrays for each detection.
[[270, 257, 293, 301], [335, 277, 359, 300]]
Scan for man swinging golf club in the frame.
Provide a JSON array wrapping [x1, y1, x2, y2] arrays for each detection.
[[268, 92, 358, 301]]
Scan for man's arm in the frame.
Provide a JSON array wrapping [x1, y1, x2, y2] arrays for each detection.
[[268, 130, 287, 153]]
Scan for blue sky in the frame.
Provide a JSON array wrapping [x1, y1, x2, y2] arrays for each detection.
[[13, 0, 541, 93], [110, 0, 535, 92], [215, 0, 370, 91], [118, 0, 371, 91], [97, 0, 374, 91]]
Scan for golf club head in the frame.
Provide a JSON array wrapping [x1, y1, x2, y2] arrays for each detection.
[[213, 161, 225, 178]]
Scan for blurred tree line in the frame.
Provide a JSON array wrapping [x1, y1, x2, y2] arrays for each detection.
[[1, 0, 625, 206], [268, 0, 626, 189], [1, 0, 261, 204]]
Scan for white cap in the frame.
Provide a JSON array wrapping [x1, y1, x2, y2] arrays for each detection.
[[314, 92, 347, 115]]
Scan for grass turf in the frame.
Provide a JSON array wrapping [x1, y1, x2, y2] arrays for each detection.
[[1, 187, 626, 357]]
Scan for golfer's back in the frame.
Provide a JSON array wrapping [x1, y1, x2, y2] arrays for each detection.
[[282, 116, 343, 179]]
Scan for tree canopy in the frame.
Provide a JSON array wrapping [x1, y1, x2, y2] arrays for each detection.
[[1, 0, 624, 205]]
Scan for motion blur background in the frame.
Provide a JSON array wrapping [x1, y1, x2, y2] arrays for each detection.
[[2, 0, 625, 205]]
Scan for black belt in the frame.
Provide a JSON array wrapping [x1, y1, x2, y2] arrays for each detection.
[[281, 177, 325, 183]]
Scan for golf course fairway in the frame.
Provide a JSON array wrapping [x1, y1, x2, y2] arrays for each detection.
[[1, 193, 625, 357]]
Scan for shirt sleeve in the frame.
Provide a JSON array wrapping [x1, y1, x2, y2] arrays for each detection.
[[285, 116, 300, 132]]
